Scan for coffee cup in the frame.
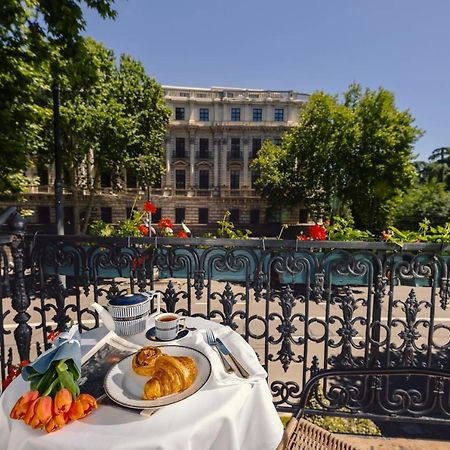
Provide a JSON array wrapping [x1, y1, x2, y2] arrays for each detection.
[[154, 313, 186, 340]]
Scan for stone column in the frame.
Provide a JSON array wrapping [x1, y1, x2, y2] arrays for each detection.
[[189, 101, 195, 122], [244, 103, 251, 122], [163, 137, 171, 197], [220, 138, 228, 196], [213, 137, 220, 196], [266, 103, 273, 122], [243, 138, 249, 189], [188, 136, 195, 197]]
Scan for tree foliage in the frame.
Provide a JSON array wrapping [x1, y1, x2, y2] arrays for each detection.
[[252, 84, 422, 232], [393, 182, 450, 229], [55, 38, 170, 233], [0, 0, 116, 194]]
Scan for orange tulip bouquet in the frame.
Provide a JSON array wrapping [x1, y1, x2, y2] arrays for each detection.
[[9, 326, 97, 433]]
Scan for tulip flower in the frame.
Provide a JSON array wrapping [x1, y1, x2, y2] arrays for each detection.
[[10, 390, 39, 420], [24, 396, 53, 429], [68, 394, 97, 420], [54, 388, 72, 415], [45, 413, 68, 433]]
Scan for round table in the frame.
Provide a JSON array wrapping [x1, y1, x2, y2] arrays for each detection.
[[0, 317, 283, 450]]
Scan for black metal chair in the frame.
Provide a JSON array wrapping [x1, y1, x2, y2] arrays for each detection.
[[277, 367, 450, 450]]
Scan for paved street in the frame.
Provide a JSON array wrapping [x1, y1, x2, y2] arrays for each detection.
[[3, 280, 449, 391]]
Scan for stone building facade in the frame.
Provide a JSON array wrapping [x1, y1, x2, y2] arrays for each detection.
[[8, 86, 308, 234], [160, 86, 308, 228]]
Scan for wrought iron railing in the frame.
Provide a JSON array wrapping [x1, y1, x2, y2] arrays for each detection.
[[1, 226, 450, 425]]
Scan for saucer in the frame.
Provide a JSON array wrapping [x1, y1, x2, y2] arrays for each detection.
[[145, 327, 190, 342]]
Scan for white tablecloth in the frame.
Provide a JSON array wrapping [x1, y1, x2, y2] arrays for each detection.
[[0, 317, 283, 450]]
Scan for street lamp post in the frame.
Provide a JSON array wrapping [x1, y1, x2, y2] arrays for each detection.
[[53, 82, 64, 235]]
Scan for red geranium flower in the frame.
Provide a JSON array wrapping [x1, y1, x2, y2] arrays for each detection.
[[131, 256, 144, 271], [296, 233, 308, 241], [138, 224, 149, 235], [143, 201, 157, 214], [309, 224, 327, 240], [47, 329, 60, 342], [158, 218, 173, 229], [176, 230, 188, 238]]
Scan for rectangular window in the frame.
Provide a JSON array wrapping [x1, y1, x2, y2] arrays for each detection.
[[266, 208, 281, 224], [175, 208, 185, 223], [231, 138, 240, 158], [37, 164, 49, 186], [231, 108, 241, 121], [199, 108, 209, 121], [274, 108, 284, 121], [175, 107, 185, 120], [230, 170, 240, 190], [252, 138, 262, 158], [199, 138, 209, 158], [179, 92, 189, 97], [251, 170, 259, 188], [175, 138, 186, 157], [250, 209, 260, 224], [100, 171, 111, 188], [175, 170, 186, 189], [299, 209, 308, 223], [198, 208, 209, 224], [273, 137, 282, 146], [37, 206, 51, 224], [101, 207, 112, 223], [230, 209, 240, 224], [199, 170, 210, 189], [153, 207, 162, 222], [126, 170, 137, 188], [252, 108, 262, 121]]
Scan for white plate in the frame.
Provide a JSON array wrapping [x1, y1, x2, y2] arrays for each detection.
[[104, 345, 212, 409]]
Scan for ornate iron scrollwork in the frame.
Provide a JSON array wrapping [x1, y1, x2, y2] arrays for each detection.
[[1, 234, 449, 424]]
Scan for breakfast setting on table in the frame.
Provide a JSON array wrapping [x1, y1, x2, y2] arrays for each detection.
[[0, 291, 283, 450]]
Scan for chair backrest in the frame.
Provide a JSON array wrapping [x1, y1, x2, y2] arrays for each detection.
[[294, 366, 450, 422]]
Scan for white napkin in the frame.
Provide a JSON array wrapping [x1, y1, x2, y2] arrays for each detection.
[[182, 317, 267, 386]]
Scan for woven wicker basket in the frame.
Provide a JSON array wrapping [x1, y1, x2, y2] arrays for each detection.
[[276, 418, 359, 450]]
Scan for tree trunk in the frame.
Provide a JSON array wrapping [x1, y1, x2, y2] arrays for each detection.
[[72, 185, 81, 235], [81, 172, 99, 235]]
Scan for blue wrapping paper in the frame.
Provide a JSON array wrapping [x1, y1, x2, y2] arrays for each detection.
[[21, 325, 82, 381]]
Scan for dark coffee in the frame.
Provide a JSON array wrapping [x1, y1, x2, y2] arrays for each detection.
[[159, 316, 177, 322]]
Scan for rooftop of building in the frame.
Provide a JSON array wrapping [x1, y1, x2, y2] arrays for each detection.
[[162, 85, 309, 101]]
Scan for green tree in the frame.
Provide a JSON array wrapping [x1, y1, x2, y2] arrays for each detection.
[[253, 84, 422, 232], [55, 38, 170, 233], [343, 85, 421, 231], [0, 0, 116, 195], [393, 182, 450, 229]]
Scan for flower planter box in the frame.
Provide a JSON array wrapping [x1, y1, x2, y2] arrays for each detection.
[[41, 245, 447, 288], [42, 245, 136, 279]]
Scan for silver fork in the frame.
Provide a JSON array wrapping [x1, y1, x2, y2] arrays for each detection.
[[205, 329, 234, 373]]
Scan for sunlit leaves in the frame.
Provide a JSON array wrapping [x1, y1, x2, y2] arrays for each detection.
[[252, 84, 423, 232]]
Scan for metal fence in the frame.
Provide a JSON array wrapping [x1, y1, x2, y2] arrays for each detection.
[[1, 230, 450, 424]]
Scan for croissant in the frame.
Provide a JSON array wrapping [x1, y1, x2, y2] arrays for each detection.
[[132, 347, 162, 377], [143, 355, 197, 400]]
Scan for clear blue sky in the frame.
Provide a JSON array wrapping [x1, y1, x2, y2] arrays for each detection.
[[83, 0, 450, 160]]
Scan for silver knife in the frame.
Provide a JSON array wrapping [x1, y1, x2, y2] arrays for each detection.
[[216, 338, 250, 378]]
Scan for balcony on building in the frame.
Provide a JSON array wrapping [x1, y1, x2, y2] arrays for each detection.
[[196, 151, 212, 160], [227, 151, 243, 162], [172, 150, 189, 160]]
